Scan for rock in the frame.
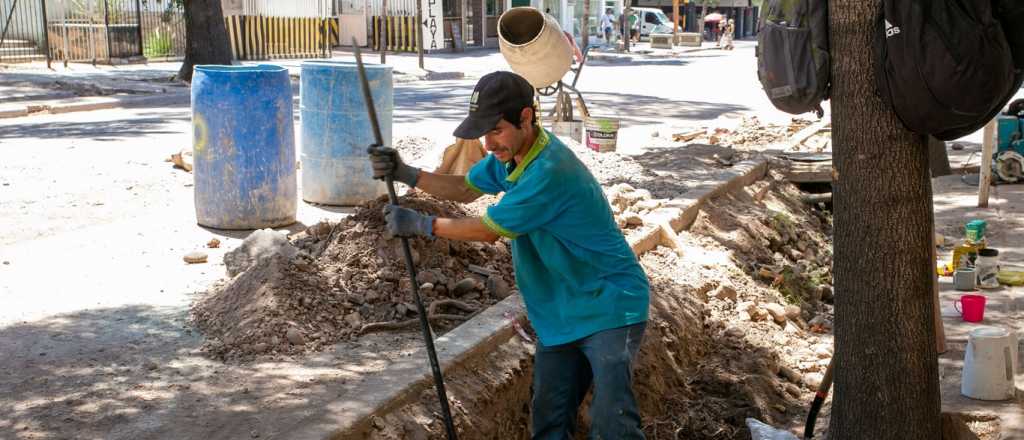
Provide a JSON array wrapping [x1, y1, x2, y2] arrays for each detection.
[[224, 229, 297, 277], [635, 199, 663, 212], [365, 290, 382, 303], [486, 275, 511, 300], [783, 321, 802, 334], [779, 365, 802, 385], [183, 251, 208, 264], [623, 212, 644, 226], [143, 360, 159, 371], [803, 372, 823, 391], [714, 284, 738, 302], [784, 305, 802, 320], [813, 345, 832, 358], [763, 303, 787, 324], [417, 270, 439, 285], [286, 327, 305, 345], [371, 416, 386, 430], [725, 327, 745, 338], [951, 142, 965, 151], [252, 342, 268, 353], [396, 304, 408, 315], [344, 312, 362, 328], [785, 383, 802, 398], [453, 278, 477, 296], [615, 216, 627, 229], [207, 238, 221, 248]]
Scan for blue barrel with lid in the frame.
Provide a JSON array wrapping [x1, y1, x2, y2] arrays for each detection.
[[300, 61, 390, 205], [191, 64, 297, 229]]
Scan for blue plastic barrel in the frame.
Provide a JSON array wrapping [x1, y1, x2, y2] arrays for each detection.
[[191, 64, 297, 229], [300, 61, 391, 205]]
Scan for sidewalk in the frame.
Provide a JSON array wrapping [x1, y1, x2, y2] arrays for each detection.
[[932, 174, 1024, 437]]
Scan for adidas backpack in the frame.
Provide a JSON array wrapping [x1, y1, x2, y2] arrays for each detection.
[[874, 0, 1021, 141], [756, 0, 830, 117]]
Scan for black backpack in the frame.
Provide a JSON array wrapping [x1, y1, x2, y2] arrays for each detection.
[[756, 0, 830, 117], [995, 0, 1024, 69], [874, 0, 1021, 141]]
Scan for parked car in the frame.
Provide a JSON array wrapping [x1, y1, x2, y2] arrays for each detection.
[[632, 7, 674, 39]]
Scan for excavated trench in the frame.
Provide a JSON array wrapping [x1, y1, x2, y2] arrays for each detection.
[[347, 170, 838, 440]]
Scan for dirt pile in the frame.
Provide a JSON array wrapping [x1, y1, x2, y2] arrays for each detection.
[[191, 193, 515, 361], [710, 117, 814, 150]]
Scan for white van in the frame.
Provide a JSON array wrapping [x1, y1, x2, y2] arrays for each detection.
[[632, 7, 674, 39]]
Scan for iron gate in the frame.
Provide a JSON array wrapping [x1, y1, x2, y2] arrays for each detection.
[[0, 0, 50, 63], [46, 0, 143, 63]]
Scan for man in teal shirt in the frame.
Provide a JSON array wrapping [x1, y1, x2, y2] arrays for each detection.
[[369, 71, 649, 439]]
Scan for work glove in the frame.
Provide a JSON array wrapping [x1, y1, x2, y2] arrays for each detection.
[[367, 145, 420, 188], [383, 204, 435, 238]]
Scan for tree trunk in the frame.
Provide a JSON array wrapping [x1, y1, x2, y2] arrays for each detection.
[[178, 0, 233, 82], [697, 1, 706, 40], [581, 0, 590, 51], [829, 0, 942, 439]]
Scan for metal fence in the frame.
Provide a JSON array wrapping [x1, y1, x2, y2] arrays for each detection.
[[44, 0, 143, 64], [0, 0, 50, 63], [139, 0, 183, 59]]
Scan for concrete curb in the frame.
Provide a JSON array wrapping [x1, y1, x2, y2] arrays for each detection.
[[0, 92, 189, 119], [309, 156, 772, 439]]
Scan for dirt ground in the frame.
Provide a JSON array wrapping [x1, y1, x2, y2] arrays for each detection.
[[351, 171, 837, 440]]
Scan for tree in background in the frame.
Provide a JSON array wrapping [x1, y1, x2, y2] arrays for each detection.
[[581, 0, 590, 51], [178, 0, 233, 82], [829, 0, 942, 438]]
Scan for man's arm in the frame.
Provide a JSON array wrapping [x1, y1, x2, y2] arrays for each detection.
[[415, 171, 484, 204], [432, 217, 500, 242]]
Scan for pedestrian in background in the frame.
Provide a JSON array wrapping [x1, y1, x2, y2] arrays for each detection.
[[600, 8, 615, 44], [721, 18, 735, 50]]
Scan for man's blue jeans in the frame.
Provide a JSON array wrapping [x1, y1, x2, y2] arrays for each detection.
[[531, 322, 646, 440]]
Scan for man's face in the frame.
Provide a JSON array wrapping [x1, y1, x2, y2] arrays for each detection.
[[483, 114, 528, 163]]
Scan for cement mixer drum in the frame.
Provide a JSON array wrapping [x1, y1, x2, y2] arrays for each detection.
[[498, 7, 574, 88]]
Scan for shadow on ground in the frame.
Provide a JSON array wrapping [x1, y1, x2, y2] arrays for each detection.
[[0, 304, 425, 440]]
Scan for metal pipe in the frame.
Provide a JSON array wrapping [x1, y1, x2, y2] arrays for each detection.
[[353, 38, 458, 440]]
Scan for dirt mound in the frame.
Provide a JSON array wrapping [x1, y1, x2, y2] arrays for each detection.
[[191, 193, 515, 361]]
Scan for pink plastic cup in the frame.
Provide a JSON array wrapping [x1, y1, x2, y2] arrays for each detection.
[[954, 294, 987, 323]]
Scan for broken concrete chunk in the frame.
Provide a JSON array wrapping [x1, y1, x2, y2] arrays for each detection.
[[763, 303, 787, 324], [207, 238, 221, 248], [623, 212, 644, 226], [784, 305, 802, 320], [224, 229, 297, 277], [184, 251, 208, 264], [713, 284, 738, 302]]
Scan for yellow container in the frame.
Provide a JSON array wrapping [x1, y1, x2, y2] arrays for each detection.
[[951, 239, 986, 270]]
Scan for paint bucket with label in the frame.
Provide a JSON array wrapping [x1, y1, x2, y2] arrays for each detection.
[[585, 117, 619, 152]]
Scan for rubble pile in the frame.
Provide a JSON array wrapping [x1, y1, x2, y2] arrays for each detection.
[[708, 117, 814, 150], [191, 193, 515, 361]]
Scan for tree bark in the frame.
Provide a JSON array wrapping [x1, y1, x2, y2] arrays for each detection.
[[829, 0, 942, 439], [178, 0, 234, 82]]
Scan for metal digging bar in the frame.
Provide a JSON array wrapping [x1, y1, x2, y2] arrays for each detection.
[[352, 38, 459, 440]]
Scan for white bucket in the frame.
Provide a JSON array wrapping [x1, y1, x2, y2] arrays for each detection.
[[498, 7, 573, 88], [961, 327, 1019, 401], [584, 117, 620, 153]]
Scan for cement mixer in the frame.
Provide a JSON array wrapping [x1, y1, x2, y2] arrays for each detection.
[[498, 7, 591, 124]]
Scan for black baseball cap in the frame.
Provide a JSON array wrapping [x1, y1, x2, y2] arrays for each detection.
[[453, 71, 535, 139]]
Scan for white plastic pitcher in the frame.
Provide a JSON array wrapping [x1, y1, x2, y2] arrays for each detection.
[[961, 327, 1019, 401]]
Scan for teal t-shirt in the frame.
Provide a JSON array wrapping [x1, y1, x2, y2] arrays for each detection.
[[466, 129, 650, 346]]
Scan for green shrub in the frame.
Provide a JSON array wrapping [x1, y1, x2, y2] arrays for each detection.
[[144, 30, 173, 57]]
